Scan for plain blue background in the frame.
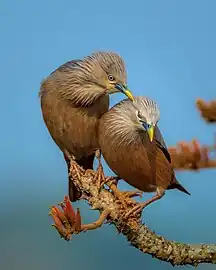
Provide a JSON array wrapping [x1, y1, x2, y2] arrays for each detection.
[[0, 0, 215, 269]]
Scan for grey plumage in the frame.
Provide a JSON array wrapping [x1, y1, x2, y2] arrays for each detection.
[[100, 96, 161, 147], [40, 52, 128, 106]]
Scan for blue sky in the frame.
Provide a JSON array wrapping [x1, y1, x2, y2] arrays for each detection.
[[0, 0, 215, 269]]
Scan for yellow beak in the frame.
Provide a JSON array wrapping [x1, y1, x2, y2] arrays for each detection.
[[124, 88, 134, 102], [115, 84, 134, 101], [147, 126, 154, 142]]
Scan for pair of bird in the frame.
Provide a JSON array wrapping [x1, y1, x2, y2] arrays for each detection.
[[39, 51, 190, 217]]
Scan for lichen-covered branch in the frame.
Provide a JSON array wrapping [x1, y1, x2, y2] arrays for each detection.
[[168, 139, 216, 170], [50, 160, 216, 267], [196, 99, 216, 123], [49, 99, 216, 266]]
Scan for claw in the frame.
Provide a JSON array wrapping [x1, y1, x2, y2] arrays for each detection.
[[122, 190, 143, 199], [102, 176, 121, 187], [93, 164, 106, 188], [108, 183, 139, 207], [124, 188, 165, 219]]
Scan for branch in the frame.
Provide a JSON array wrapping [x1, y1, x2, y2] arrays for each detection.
[[168, 139, 216, 170], [196, 99, 216, 123], [49, 160, 216, 267]]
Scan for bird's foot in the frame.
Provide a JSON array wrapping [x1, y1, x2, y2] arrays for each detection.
[[92, 150, 108, 189], [102, 176, 121, 187], [92, 163, 107, 189], [64, 150, 85, 179], [85, 169, 95, 175], [108, 183, 142, 207], [50, 196, 111, 240], [123, 188, 165, 219], [70, 160, 84, 180], [122, 190, 143, 198], [124, 202, 147, 219]]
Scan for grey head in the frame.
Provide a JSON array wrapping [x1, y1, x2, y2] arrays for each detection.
[[40, 51, 134, 106], [105, 96, 160, 145]]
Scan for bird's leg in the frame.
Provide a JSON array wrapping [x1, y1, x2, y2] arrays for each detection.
[[64, 150, 84, 179], [124, 187, 165, 219], [92, 151, 142, 202], [105, 180, 143, 206], [102, 175, 142, 198], [122, 190, 143, 198], [92, 150, 107, 189], [104, 176, 121, 186], [109, 182, 142, 199]]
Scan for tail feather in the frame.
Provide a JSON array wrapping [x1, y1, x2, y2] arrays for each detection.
[[64, 153, 95, 202], [168, 177, 191, 196]]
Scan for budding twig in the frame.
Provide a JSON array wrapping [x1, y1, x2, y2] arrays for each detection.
[[196, 98, 216, 123]]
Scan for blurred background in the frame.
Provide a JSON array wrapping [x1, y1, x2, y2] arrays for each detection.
[[0, 0, 215, 269]]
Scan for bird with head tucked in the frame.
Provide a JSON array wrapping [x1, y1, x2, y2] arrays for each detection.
[[98, 96, 190, 217], [39, 51, 134, 202]]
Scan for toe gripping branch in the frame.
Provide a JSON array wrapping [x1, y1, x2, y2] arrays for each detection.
[[49, 196, 111, 241], [49, 152, 143, 240]]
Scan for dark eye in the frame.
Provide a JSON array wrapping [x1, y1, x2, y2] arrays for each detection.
[[108, 74, 115, 81], [142, 122, 151, 130]]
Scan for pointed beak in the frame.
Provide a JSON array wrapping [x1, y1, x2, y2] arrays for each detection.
[[147, 125, 154, 142], [115, 84, 134, 101]]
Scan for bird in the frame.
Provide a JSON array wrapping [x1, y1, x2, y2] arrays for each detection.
[[39, 51, 134, 202], [98, 96, 190, 217]]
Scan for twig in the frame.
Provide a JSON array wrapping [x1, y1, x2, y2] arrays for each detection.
[[168, 139, 216, 170]]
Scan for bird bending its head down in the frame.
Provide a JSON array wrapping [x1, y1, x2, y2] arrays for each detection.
[[98, 96, 190, 217], [39, 51, 134, 202], [40, 51, 134, 106], [101, 96, 161, 147]]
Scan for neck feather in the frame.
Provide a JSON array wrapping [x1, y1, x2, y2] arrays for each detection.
[[103, 109, 142, 148], [41, 58, 106, 107], [59, 81, 106, 107]]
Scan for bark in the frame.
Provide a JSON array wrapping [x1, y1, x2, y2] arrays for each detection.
[[50, 160, 216, 267]]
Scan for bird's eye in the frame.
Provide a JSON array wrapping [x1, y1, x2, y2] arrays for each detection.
[[142, 122, 151, 130], [108, 74, 115, 81]]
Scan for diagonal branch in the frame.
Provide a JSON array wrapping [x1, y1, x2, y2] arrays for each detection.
[[50, 160, 216, 267]]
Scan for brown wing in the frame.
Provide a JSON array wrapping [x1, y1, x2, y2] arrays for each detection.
[[154, 126, 190, 195], [40, 78, 109, 202], [154, 125, 171, 163]]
